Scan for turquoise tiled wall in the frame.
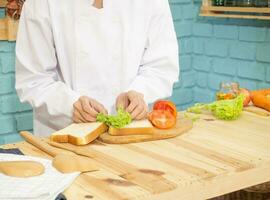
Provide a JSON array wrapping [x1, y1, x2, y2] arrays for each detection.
[[169, 0, 270, 105], [1, 1, 270, 144], [0, 9, 33, 145], [169, 0, 195, 109]]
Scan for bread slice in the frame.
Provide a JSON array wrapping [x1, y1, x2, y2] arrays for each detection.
[[50, 122, 108, 145], [108, 119, 154, 136]]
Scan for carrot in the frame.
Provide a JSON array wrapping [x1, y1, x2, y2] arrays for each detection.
[[251, 89, 270, 112]]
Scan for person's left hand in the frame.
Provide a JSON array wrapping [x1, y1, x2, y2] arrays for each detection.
[[116, 90, 148, 120]]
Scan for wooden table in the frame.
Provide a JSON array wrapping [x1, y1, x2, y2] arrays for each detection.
[[2, 111, 270, 200]]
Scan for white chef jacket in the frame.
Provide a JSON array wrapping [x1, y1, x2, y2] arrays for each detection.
[[15, 0, 179, 137]]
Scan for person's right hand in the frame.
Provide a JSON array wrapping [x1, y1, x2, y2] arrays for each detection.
[[72, 96, 108, 123]]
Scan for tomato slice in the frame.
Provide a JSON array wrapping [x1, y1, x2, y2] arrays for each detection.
[[153, 100, 177, 118], [148, 110, 176, 129]]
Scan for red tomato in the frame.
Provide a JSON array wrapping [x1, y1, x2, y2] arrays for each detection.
[[148, 110, 176, 129], [153, 100, 177, 118]]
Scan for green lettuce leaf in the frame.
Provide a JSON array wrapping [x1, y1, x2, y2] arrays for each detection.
[[187, 94, 244, 120], [96, 107, 132, 128]]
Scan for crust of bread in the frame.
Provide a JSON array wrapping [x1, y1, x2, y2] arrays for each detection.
[[108, 126, 154, 136], [50, 123, 108, 145]]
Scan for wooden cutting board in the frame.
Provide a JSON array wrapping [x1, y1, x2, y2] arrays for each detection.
[[98, 116, 193, 144], [243, 105, 270, 117]]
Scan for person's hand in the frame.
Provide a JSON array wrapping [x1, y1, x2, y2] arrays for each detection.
[[73, 96, 107, 123], [116, 90, 148, 120]]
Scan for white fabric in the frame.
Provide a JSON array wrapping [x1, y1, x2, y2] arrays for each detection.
[[15, 0, 179, 137], [0, 153, 80, 200]]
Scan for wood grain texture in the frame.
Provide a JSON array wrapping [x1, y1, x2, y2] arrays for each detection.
[[202, 6, 270, 13], [0, 17, 19, 41], [0, 0, 18, 42], [200, 13, 270, 20], [200, 0, 270, 20], [244, 106, 270, 117], [0, 18, 7, 40], [2, 111, 270, 199], [99, 117, 193, 144], [0, 0, 6, 7]]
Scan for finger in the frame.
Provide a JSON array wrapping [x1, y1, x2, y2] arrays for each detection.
[[81, 97, 98, 117], [79, 110, 96, 122], [73, 116, 83, 123], [75, 101, 96, 122], [135, 106, 148, 120], [73, 117, 80, 123], [130, 103, 144, 119], [116, 94, 129, 109], [126, 98, 139, 113], [73, 109, 87, 123], [73, 100, 82, 111], [127, 90, 142, 100], [135, 110, 147, 120], [73, 102, 88, 122], [91, 100, 108, 114]]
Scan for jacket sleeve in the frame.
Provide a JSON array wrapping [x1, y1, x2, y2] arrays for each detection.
[[15, 0, 80, 128], [127, 0, 179, 104]]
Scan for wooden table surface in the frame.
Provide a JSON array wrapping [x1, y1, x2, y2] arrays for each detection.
[[2, 111, 270, 200]]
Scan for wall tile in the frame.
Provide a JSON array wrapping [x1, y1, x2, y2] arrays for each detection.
[[238, 62, 266, 81], [15, 113, 33, 131], [193, 56, 211, 72], [214, 25, 238, 39], [193, 38, 204, 54], [0, 74, 15, 94], [230, 42, 256, 60], [0, 116, 16, 134], [180, 55, 192, 71], [239, 26, 266, 42], [212, 58, 237, 76], [257, 44, 270, 63], [193, 23, 212, 37], [205, 39, 228, 57]]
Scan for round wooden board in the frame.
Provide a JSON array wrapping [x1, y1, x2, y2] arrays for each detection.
[[98, 117, 193, 144]]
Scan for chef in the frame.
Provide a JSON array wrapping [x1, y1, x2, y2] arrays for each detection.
[[15, 0, 179, 137]]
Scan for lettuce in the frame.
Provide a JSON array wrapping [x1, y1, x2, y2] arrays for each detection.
[[187, 94, 244, 120], [96, 107, 132, 128]]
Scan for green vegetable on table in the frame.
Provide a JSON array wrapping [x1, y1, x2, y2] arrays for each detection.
[[184, 112, 201, 122], [96, 107, 132, 128], [187, 94, 245, 120]]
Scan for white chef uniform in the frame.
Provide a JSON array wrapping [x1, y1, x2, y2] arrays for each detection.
[[15, 0, 179, 137]]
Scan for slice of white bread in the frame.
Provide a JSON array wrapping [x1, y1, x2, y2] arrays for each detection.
[[108, 119, 154, 136], [50, 122, 108, 145]]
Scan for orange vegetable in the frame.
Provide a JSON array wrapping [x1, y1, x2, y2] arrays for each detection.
[[251, 89, 270, 112], [153, 100, 177, 118], [148, 110, 176, 129], [216, 92, 236, 100]]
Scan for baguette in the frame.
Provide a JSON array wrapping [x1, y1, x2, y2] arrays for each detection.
[[50, 122, 108, 145]]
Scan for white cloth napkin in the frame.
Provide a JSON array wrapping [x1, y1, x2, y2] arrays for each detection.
[[0, 153, 80, 200]]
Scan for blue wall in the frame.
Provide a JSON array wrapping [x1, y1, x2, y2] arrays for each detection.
[[169, 0, 270, 107], [169, 0, 196, 110], [1, 1, 270, 144], [0, 9, 33, 144]]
